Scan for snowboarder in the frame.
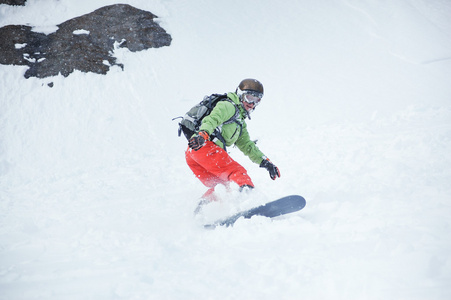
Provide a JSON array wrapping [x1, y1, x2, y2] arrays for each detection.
[[185, 78, 280, 203]]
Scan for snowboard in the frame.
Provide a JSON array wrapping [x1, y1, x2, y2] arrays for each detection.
[[204, 195, 306, 229]]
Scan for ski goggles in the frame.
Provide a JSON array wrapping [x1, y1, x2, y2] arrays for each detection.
[[242, 90, 263, 105]]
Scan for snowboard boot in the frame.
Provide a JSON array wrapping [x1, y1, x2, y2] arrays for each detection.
[[239, 184, 254, 193], [194, 187, 219, 214]]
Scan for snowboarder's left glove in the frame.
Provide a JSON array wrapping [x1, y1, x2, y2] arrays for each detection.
[[189, 131, 209, 151], [260, 158, 280, 180]]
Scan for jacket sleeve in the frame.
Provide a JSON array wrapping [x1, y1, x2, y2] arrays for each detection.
[[235, 123, 266, 164], [198, 101, 236, 135]]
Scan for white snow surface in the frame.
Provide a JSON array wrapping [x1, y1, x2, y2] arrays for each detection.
[[1, 0, 451, 299]]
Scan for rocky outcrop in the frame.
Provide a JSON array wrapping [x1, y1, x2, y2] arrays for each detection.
[[0, 0, 27, 5], [0, 4, 172, 78]]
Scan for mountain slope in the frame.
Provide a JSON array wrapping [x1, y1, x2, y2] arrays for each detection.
[[1, 0, 450, 299]]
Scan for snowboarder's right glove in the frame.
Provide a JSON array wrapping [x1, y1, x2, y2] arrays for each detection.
[[260, 158, 281, 180], [189, 131, 209, 151]]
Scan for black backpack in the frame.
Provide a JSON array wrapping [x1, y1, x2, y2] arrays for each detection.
[[175, 93, 241, 148]]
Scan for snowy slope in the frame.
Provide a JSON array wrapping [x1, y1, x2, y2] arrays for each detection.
[[1, 0, 451, 299]]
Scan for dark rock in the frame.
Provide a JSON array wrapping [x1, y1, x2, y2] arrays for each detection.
[[0, 0, 27, 5], [0, 4, 171, 78]]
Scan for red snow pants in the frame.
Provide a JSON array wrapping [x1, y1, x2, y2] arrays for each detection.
[[185, 141, 254, 189]]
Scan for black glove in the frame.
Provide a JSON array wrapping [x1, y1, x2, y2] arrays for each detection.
[[260, 158, 280, 180], [188, 131, 209, 151]]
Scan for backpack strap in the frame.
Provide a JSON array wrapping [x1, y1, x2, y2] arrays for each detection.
[[210, 98, 243, 152]]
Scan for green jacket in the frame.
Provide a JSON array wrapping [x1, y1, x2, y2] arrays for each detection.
[[199, 92, 266, 165]]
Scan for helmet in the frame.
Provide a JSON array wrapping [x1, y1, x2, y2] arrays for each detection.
[[238, 78, 264, 95], [236, 78, 264, 115]]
